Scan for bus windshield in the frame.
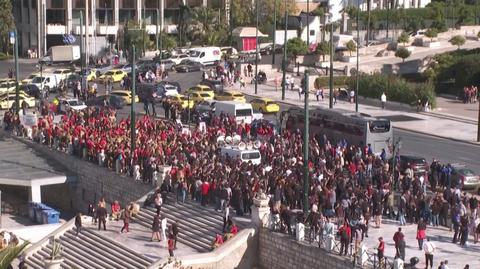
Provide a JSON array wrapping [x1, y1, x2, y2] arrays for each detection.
[[236, 109, 252, 117], [242, 152, 260, 160], [369, 120, 391, 133]]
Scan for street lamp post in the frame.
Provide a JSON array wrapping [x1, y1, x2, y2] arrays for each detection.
[[306, 0, 310, 47], [355, 0, 360, 112], [328, 19, 334, 109], [156, 8, 159, 51], [272, 0, 277, 65], [80, 11, 85, 97], [255, 0, 259, 95], [303, 71, 310, 213], [391, 137, 402, 190], [14, 29, 19, 114], [386, 0, 390, 40], [477, 99, 480, 142], [281, 0, 288, 100], [131, 45, 136, 153]]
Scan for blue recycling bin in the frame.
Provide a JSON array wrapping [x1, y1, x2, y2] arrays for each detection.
[[35, 204, 52, 224], [42, 210, 60, 224]]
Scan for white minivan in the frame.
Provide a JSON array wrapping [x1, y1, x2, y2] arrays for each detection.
[[220, 146, 261, 165], [188, 47, 222, 66], [214, 101, 253, 124]]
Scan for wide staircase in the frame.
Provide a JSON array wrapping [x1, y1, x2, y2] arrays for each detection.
[[133, 194, 249, 253], [24, 228, 154, 269]]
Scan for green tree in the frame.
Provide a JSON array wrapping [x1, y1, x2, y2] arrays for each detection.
[[346, 40, 357, 57], [231, 0, 254, 27], [397, 32, 410, 46], [311, 6, 325, 17], [456, 3, 471, 27], [395, 47, 411, 62], [286, 37, 308, 62], [315, 41, 331, 61], [0, 242, 29, 268], [161, 33, 177, 51], [449, 35, 466, 49], [425, 28, 438, 41], [0, 0, 15, 55], [122, 20, 149, 61]]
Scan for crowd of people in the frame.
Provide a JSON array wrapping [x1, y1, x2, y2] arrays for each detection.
[[3, 78, 478, 268], [462, 86, 478, 104]]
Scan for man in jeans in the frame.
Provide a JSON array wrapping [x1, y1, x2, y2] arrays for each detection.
[[423, 237, 436, 269]]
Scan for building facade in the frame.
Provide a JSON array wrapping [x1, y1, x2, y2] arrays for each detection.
[[14, 0, 225, 58]]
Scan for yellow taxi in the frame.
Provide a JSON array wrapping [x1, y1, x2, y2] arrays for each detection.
[[187, 91, 214, 103], [21, 73, 40, 84], [0, 80, 16, 94], [53, 68, 74, 80], [214, 91, 246, 103], [250, 98, 280, 113], [98, 69, 127, 83], [167, 94, 195, 109], [110, 90, 139, 105], [0, 93, 36, 110], [186, 85, 215, 99], [83, 69, 97, 81]]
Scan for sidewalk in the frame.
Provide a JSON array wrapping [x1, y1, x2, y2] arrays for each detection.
[[229, 79, 479, 144]]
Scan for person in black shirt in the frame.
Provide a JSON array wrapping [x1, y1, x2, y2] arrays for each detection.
[[97, 205, 107, 231], [171, 220, 179, 249]]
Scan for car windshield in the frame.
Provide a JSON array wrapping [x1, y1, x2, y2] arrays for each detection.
[[233, 94, 244, 97], [67, 100, 83, 106], [104, 71, 114, 76], [200, 93, 210, 97], [53, 70, 63, 74], [458, 169, 475, 176], [189, 51, 201, 57], [180, 96, 188, 101], [266, 101, 277, 105], [31, 77, 45, 83], [236, 109, 252, 117]]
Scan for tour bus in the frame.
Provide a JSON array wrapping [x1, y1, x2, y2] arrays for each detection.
[[188, 47, 222, 66], [214, 101, 254, 124], [280, 107, 393, 155]]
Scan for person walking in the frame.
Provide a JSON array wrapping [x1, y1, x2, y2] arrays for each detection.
[[422, 237, 436, 269], [393, 227, 406, 260], [168, 233, 175, 257], [97, 204, 107, 231], [151, 214, 161, 241], [338, 222, 351, 256], [120, 207, 130, 233], [172, 220, 179, 249], [223, 203, 230, 233], [155, 193, 162, 215], [416, 218, 427, 250], [161, 214, 168, 244], [377, 237, 385, 268], [381, 92, 387, 109], [74, 213, 82, 237]]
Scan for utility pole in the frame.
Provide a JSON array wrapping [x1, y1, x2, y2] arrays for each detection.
[[156, 8, 159, 51], [272, 0, 277, 65], [281, 0, 288, 100], [80, 11, 85, 96], [477, 100, 480, 142], [303, 71, 310, 213], [255, 0, 259, 94], [85, 0, 89, 66], [329, 21, 334, 109], [356, 0, 360, 112], [142, 0, 146, 57], [131, 45, 136, 154], [14, 29, 19, 115], [306, 0, 310, 47], [386, 0, 390, 39]]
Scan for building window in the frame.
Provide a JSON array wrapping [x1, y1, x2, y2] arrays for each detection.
[[97, 0, 114, 8], [46, 10, 66, 25], [119, 10, 137, 23], [165, 0, 180, 9], [96, 10, 114, 25], [164, 9, 179, 25], [48, 0, 66, 9], [73, 0, 85, 8], [120, 0, 136, 8], [310, 30, 315, 36], [31, 0, 37, 9], [144, 10, 158, 24], [145, 0, 159, 8]]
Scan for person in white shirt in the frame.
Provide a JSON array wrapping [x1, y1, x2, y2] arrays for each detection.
[[422, 237, 436, 269], [393, 255, 404, 269], [161, 214, 168, 244], [381, 92, 387, 109]]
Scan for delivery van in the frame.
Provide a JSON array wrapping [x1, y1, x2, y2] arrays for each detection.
[[188, 47, 221, 66]]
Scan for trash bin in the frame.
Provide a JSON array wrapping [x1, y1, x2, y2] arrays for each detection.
[[35, 204, 52, 224], [42, 210, 60, 224]]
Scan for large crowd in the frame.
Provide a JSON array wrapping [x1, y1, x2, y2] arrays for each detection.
[[3, 93, 479, 268]]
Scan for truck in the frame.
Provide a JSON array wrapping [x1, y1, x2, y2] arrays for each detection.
[[40, 45, 81, 65]]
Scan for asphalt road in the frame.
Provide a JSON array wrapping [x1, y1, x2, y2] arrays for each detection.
[[2, 59, 479, 175]]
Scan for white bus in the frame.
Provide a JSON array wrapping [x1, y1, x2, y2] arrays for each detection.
[[280, 107, 393, 155]]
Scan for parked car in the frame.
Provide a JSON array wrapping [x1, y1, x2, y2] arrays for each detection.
[[175, 60, 203, 73], [451, 165, 480, 191], [200, 79, 223, 93], [397, 155, 429, 177], [260, 44, 283, 55], [85, 95, 125, 109], [169, 54, 189, 65]]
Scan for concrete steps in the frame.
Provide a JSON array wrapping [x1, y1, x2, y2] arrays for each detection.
[[25, 227, 154, 269], [132, 194, 235, 253]]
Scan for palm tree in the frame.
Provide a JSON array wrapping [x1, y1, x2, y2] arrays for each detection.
[[0, 242, 29, 268]]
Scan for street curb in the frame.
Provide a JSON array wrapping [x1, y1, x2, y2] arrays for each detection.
[[241, 92, 480, 146]]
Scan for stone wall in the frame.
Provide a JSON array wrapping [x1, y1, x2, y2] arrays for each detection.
[[17, 138, 154, 212], [258, 229, 353, 269]]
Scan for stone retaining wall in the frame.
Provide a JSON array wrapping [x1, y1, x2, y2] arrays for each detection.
[[258, 229, 353, 269], [17, 138, 153, 212]]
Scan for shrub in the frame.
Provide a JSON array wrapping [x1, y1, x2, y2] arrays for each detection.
[[449, 35, 466, 49], [395, 47, 411, 62], [349, 73, 437, 108], [314, 76, 349, 89], [0, 52, 12, 61]]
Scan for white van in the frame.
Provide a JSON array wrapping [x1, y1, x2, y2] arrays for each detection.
[[188, 47, 221, 66], [30, 74, 59, 92], [220, 146, 261, 165], [214, 101, 253, 124]]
